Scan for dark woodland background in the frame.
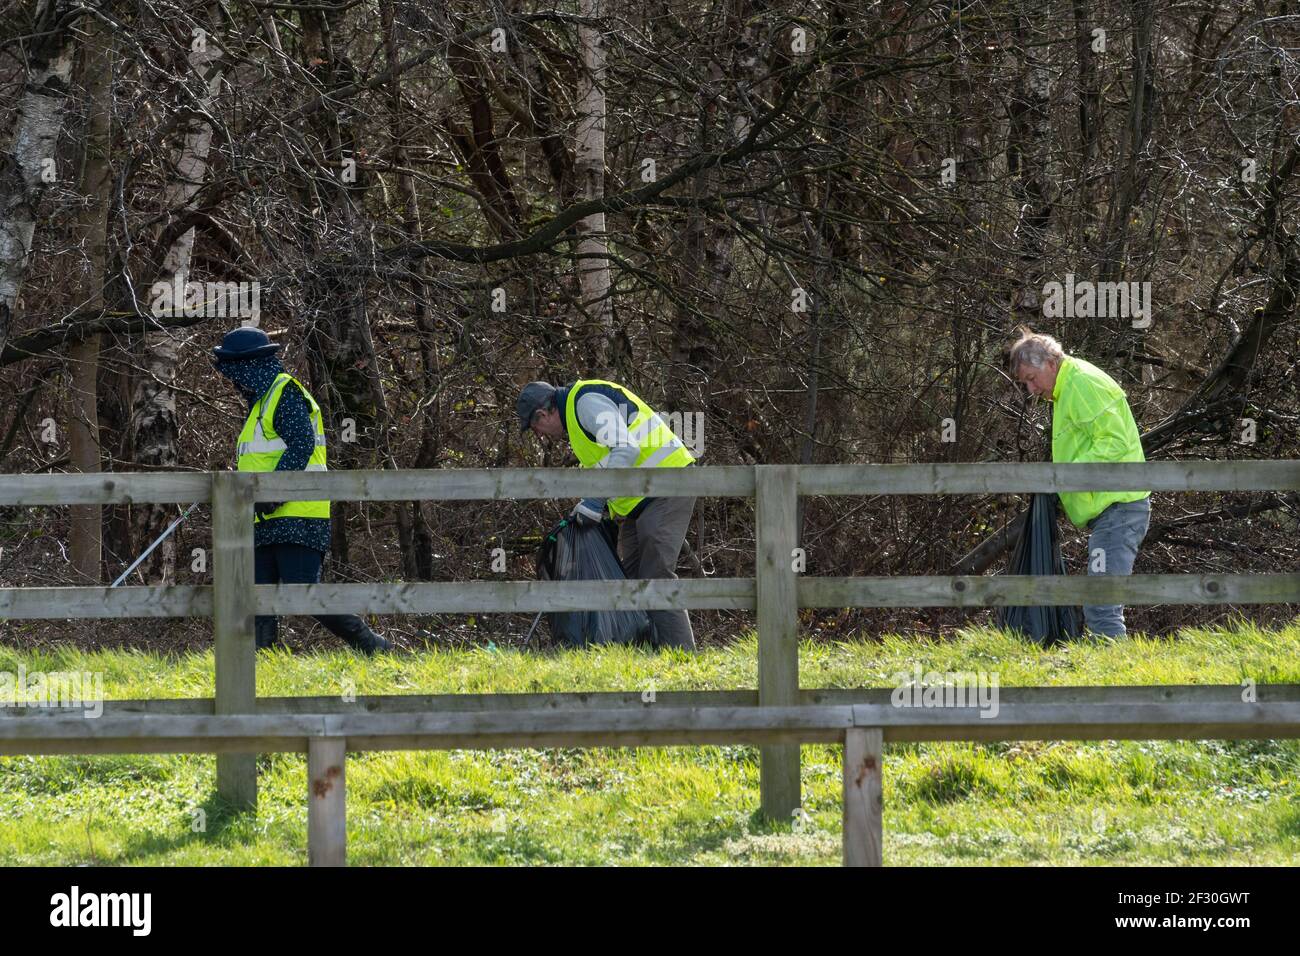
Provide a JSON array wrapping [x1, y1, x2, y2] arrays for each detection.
[[1, 0, 1297, 650]]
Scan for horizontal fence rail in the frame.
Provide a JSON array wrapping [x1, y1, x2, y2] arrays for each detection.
[[6, 684, 1298, 720], [0, 460, 1297, 506], [7, 703, 1300, 755], [5, 572, 1299, 620], [2, 461, 1297, 831]]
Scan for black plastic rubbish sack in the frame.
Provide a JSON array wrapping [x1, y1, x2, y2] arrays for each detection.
[[995, 493, 1083, 644], [536, 518, 653, 647]]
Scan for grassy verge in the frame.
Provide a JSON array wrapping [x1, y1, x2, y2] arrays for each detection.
[[1, 620, 1298, 865]]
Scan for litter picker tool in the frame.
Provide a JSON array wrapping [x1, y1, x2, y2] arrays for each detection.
[[110, 501, 202, 588], [521, 610, 544, 649]]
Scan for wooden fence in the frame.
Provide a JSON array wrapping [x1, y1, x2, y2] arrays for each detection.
[[1, 461, 1298, 855], [5, 701, 1300, 865]]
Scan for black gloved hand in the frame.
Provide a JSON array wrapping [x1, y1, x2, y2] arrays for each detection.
[[254, 501, 282, 520]]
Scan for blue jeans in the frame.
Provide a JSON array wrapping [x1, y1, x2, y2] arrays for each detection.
[[1084, 497, 1151, 637]]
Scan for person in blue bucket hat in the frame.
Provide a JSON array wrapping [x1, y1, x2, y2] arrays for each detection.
[[211, 327, 391, 654]]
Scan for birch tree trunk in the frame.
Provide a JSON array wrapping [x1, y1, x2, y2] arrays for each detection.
[[67, 17, 115, 582], [1072, 0, 1102, 243], [1008, 4, 1055, 316], [0, 0, 76, 356], [380, 0, 437, 581], [125, 13, 223, 583], [668, 1, 761, 406], [574, 0, 614, 364]]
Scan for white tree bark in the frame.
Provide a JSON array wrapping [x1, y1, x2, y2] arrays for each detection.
[[126, 15, 224, 583], [0, 0, 76, 354], [668, 1, 760, 401], [574, 0, 614, 350]]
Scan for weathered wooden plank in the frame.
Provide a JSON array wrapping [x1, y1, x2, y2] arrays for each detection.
[[800, 573, 1300, 607], [0, 709, 853, 740], [212, 472, 257, 809], [256, 578, 755, 615], [2, 460, 1295, 509], [843, 728, 883, 867], [756, 465, 801, 821], [256, 689, 755, 713], [251, 466, 756, 502], [0, 707, 856, 754], [0, 737, 306, 756], [3, 570, 1290, 621], [318, 706, 853, 738], [0, 729, 848, 755], [0, 472, 211, 505], [798, 460, 1300, 495], [0, 712, 327, 744], [2, 702, 1297, 756], [0, 698, 220, 718], [850, 702, 1300, 741], [342, 729, 842, 749], [307, 737, 347, 867], [303, 708, 854, 753], [0, 578, 753, 620], [0, 585, 210, 619], [0, 690, 751, 719], [3, 683, 1296, 722], [801, 683, 1300, 706]]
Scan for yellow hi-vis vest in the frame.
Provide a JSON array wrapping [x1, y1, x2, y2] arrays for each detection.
[[236, 372, 329, 522], [564, 379, 695, 517]]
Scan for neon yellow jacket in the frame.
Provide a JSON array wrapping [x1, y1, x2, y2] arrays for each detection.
[[1050, 356, 1149, 528], [564, 379, 695, 517], [236, 373, 329, 521]]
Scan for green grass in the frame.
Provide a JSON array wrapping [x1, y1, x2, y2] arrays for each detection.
[[2, 619, 1299, 865]]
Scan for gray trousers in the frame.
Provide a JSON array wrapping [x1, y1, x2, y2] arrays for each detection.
[[1084, 497, 1151, 637], [618, 496, 697, 650]]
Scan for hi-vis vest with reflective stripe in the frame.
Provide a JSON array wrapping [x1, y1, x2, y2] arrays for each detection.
[[236, 373, 329, 522], [564, 379, 694, 517]]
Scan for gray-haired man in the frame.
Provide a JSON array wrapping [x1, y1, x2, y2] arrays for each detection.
[[1008, 328, 1151, 637]]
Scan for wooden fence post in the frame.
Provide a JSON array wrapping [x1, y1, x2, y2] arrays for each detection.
[[843, 727, 883, 866], [308, 736, 347, 866], [213, 471, 257, 808], [756, 464, 800, 821]]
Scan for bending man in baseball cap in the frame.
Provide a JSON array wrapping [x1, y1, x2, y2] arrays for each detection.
[[518, 378, 698, 650]]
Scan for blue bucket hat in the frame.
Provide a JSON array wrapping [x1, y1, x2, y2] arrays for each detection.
[[212, 327, 281, 361]]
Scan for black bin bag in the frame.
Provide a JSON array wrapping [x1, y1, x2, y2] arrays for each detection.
[[995, 493, 1083, 644], [536, 518, 653, 647]]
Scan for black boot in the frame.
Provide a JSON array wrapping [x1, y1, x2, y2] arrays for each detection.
[[350, 625, 393, 656], [321, 614, 393, 655], [255, 616, 286, 651]]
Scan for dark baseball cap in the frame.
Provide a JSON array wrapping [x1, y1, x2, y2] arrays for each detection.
[[516, 381, 557, 432]]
